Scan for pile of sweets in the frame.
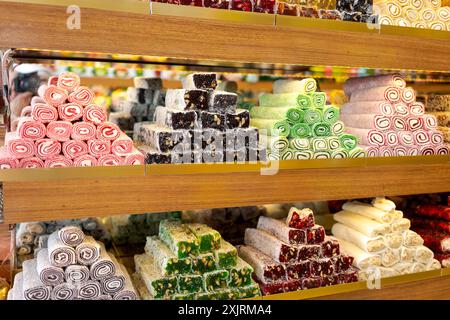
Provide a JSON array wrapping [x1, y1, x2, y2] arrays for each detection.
[[136, 73, 266, 164], [109, 77, 164, 134], [0, 71, 145, 169], [8, 226, 137, 300], [423, 94, 450, 143], [331, 197, 442, 281], [341, 73, 449, 156], [250, 77, 365, 159], [238, 207, 358, 296], [108, 211, 182, 245], [378, 0, 450, 31], [132, 220, 261, 300], [408, 204, 450, 267], [16, 219, 111, 267]]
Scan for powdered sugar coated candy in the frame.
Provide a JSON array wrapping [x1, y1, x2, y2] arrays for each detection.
[[31, 103, 58, 123], [286, 207, 315, 229], [35, 139, 61, 159], [297, 244, 321, 261], [83, 104, 107, 125], [87, 140, 111, 158], [57, 72, 80, 93], [257, 216, 307, 245], [48, 76, 59, 86], [321, 237, 340, 258], [5, 132, 34, 159], [0, 147, 19, 168], [111, 133, 134, 157], [286, 261, 311, 280], [71, 122, 96, 141], [19, 157, 44, 168], [307, 225, 325, 244], [62, 140, 88, 159], [68, 86, 94, 106], [17, 117, 46, 140], [123, 149, 145, 166], [42, 85, 68, 106], [46, 121, 73, 142]]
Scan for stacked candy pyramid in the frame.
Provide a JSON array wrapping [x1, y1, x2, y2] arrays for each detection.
[[331, 197, 442, 281], [0, 71, 144, 169], [341, 74, 449, 157], [250, 78, 365, 160], [133, 220, 261, 300], [238, 208, 358, 296], [136, 72, 265, 164], [8, 226, 137, 300]]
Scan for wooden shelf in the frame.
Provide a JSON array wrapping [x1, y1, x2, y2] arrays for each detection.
[[1, 1, 450, 72], [1, 156, 449, 224]]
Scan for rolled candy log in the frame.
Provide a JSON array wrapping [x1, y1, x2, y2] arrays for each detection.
[[340, 101, 395, 116], [46, 121, 73, 142], [35, 138, 61, 160], [65, 264, 90, 284], [123, 149, 145, 165], [58, 225, 85, 246], [31, 96, 45, 106], [40, 85, 68, 106], [358, 266, 399, 281], [371, 197, 396, 212], [400, 246, 415, 263], [71, 122, 96, 141], [96, 122, 121, 141], [58, 103, 83, 122], [334, 238, 381, 269], [68, 86, 95, 106], [406, 116, 423, 131], [410, 102, 425, 116], [159, 220, 200, 259], [394, 103, 409, 116], [401, 87, 416, 104], [286, 207, 315, 229], [244, 228, 298, 263], [385, 131, 399, 147], [90, 244, 116, 280], [0, 147, 19, 168], [414, 245, 434, 264], [155, 106, 197, 130], [78, 280, 102, 300], [112, 264, 138, 300], [76, 236, 101, 265], [51, 283, 77, 300], [422, 114, 438, 130], [20, 106, 32, 117], [22, 259, 52, 300], [57, 71, 80, 92], [83, 104, 107, 125], [87, 139, 111, 158], [384, 233, 404, 249], [36, 248, 65, 286], [98, 154, 123, 166], [237, 245, 287, 283], [380, 248, 400, 267], [344, 127, 385, 147], [182, 73, 218, 90], [413, 129, 431, 145], [419, 145, 435, 155], [331, 223, 386, 253], [5, 132, 34, 159], [333, 210, 392, 237], [342, 201, 395, 224], [273, 78, 317, 94], [111, 133, 134, 157], [397, 130, 414, 147], [45, 155, 73, 168], [47, 232, 76, 267], [426, 259, 442, 271], [343, 74, 406, 96], [391, 218, 411, 233], [100, 255, 125, 294], [165, 89, 208, 111], [19, 156, 44, 168], [62, 140, 88, 159], [429, 130, 444, 145], [349, 86, 402, 103], [31, 103, 58, 123], [257, 216, 307, 245]]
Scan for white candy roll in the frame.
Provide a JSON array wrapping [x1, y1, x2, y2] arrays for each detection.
[[332, 223, 385, 253], [343, 201, 395, 224], [333, 210, 392, 237], [335, 237, 381, 269]]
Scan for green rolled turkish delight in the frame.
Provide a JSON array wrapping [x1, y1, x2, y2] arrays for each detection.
[[159, 220, 199, 258], [171, 293, 196, 300], [177, 274, 204, 294], [145, 236, 192, 275], [134, 254, 177, 299], [186, 223, 221, 253], [191, 253, 216, 274], [238, 282, 262, 299], [216, 288, 240, 300], [215, 240, 238, 269], [195, 291, 219, 300], [203, 270, 229, 291], [228, 257, 253, 287]]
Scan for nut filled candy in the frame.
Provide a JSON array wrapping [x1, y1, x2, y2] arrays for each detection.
[[191, 253, 216, 274], [159, 220, 200, 258], [297, 244, 321, 261], [165, 89, 208, 111], [139, 124, 187, 153], [286, 207, 315, 229], [310, 258, 335, 277], [237, 282, 261, 299], [216, 288, 240, 300], [225, 127, 259, 150], [321, 237, 340, 258], [199, 111, 226, 130], [182, 73, 218, 90], [171, 293, 196, 300], [177, 274, 204, 294], [155, 106, 197, 130], [228, 257, 254, 287], [138, 146, 172, 164], [207, 91, 237, 113], [203, 270, 229, 291], [258, 281, 285, 295], [286, 261, 311, 280], [301, 276, 322, 289], [226, 109, 250, 129], [214, 240, 238, 269], [186, 223, 221, 253], [257, 216, 307, 245]]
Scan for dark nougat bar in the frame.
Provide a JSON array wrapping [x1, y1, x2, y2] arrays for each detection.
[[127, 87, 153, 104], [202, 129, 224, 152], [165, 89, 208, 111], [199, 111, 226, 131], [133, 77, 163, 90], [182, 73, 218, 90], [138, 146, 171, 164], [226, 109, 250, 129], [139, 124, 187, 153], [155, 106, 197, 130], [207, 90, 237, 113]]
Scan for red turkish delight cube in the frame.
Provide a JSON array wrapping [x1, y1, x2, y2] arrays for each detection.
[[321, 274, 340, 286], [297, 244, 321, 261], [310, 258, 335, 277], [321, 238, 340, 258], [333, 255, 354, 273], [286, 208, 315, 229], [338, 268, 359, 284], [286, 261, 311, 280], [307, 225, 325, 244], [230, 0, 253, 11], [259, 281, 285, 295], [203, 0, 230, 9], [283, 280, 302, 292], [301, 277, 322, 289], [253, 0, 276, 13], [179, 0, 203, 5]]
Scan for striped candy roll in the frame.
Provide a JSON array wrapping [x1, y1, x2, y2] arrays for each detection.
[[397, 131, 415, 147], [350, 86, 401, 103], [0, 147, 19, 168], [62, 140, 88, 159], [65, 265, 90, 284], [87, 140, 111, 157], [83, 104, 107, 125], [44, 156, 73, 168], [18, 117, 46, 140], [48, 76, 58, 86], [97, 295, 112, 300], [331, 149, 348, 158], [31, 96, 45, 106], [406, 116, 423, 131], [35, 139, 61, 159], [411, 0, 425, 10], [31, 103, 58, 123], [101, 275, 125, 295], [344, 127, 385, 147], [407, 147, 419, 156], [413, 130, 430, 145], [392, 116, 407, 130], [409, 102, 425, 116], [423, 114, 438, 130], [343, 74, 406, 97], [76, 236, 101, 266], [360, 145, 379, 157], [331, 121, 345, 135], [59, 226, 85, 246], [112, 265, 137, 300], [57, 72, 80, 93], [19, 157, 44, 168], [123, 149, 145, 165], [36, 248, 65, 286], [436, 145, 449, 155], [111, 133, 133, 156], [90, 250, 116, 280], [429, 131, 444, 145], [98, 154, 123, 166], [51, 283, 77, 300], [48, 232, 76, 267], [419, 145, 435, 155], [293, 150, 313, 159], [6, 132, 35, 159], [22, 259, 52, 300], [401, 87, 416, 104], [394, 103, 409, 116], [78, 281, 101, 299], [42, 85, 68, 106], [96, 122, 120, 141], [68, 86, 94, 106], [46, 121, 73, 142], [379, 147, 393, 157], [71, 122, 96, 141], [74, 154, 98, 167], [20, 106, 32, 117], [58, 103, 83, 122], [394, 146, 408, 156], [385, 131, 399, 147]]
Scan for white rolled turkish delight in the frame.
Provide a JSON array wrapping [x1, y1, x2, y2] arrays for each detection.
[[400, 246, 415, 263], [384, 233, 403, 249], [342, 201, 395, 224], [336, 238, 381, 269], [403, 230, 424, 247], [257, 216, 306, 245], [182, 73, 218, 90], [410, 262, 427, 273], [426, 259, 441, 271], [391, 218, 411, 232], [371, 197, 396, 212], [333, 210, 391, 237], [332, 223, 385, 253], [380, 248, 400, 267], [414, 246, 434, 264]]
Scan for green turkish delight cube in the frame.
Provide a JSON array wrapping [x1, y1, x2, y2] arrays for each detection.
[[238, 282, 261, 299], [171, 293, 196, 300], [195, 292, 219, 300], [216, 288, 240, 300], [191, 253, 216, 274], [215, 240, 238, 269], [134, 254, 177, 299], [159, 220, 199, 258], [203, 270, 229, 291], [178, 274, 204, 294], [229, 257, 254, 287], [145, 236, 192, 276], [186, 223, 221, 253]]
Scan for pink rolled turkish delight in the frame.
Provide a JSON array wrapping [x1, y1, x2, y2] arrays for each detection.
[[244, 228, 298, 263], [257, 216, 306, 245], [307, 225, 325, 244], [297, 244, 321, 261], [286, 207, 315, 229], [286, 261, 311, 280]]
